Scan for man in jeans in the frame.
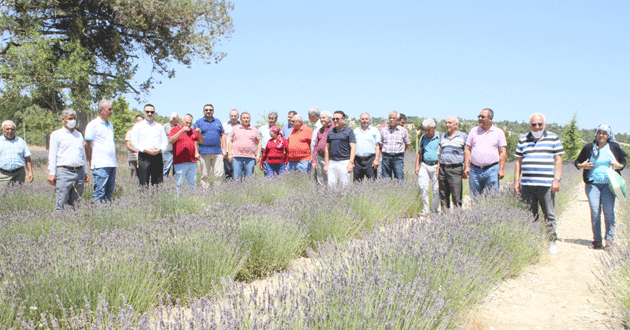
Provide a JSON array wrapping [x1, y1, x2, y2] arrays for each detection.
[[312, 111, 333, 185], [227, 112, 261, 180], [463, 108, 507, 196], [380, 111, 410, 180], [514, 112, 564, 254], [324, 111, 356, 186], [84, 100, 116, 202], [162, 112, 179, 177], [169, 114, 203, 190]]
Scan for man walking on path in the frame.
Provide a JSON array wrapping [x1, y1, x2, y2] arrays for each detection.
[[312, 111, 333, 184], [415, 118, 440, 214], [195, 104, 225, 187], [380, 111, 410, 180], [222, 109, 240, 180], [353, 112, 380, 182], [162, 112, 179, 177], [437, 116, 467, 210], [48, 109, 89, 210], [0, 120, 33, 184], [514, 112, 564, 254], [131, 104, 168, 186], [324, 111, 356, 186], [84, 100, 116, 202], [463, 108, 507, 196]]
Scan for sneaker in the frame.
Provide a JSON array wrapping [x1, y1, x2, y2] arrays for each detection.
[[548, 243, 558, 254], [589, 241, 603, 249]]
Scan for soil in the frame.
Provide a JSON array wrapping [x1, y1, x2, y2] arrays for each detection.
[[465, 181, 623, 329]]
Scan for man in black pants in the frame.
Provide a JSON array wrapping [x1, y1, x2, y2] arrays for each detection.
[[131, 104, 168, 186]]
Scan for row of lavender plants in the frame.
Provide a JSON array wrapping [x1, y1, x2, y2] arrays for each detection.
[[0, 157, 422, 327]]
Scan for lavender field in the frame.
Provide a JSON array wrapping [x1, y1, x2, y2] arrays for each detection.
[[0, 151, 581, 329]]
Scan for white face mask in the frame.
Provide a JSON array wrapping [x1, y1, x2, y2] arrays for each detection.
[[531, 130, 543, 139], [66, 120, 76, 129]]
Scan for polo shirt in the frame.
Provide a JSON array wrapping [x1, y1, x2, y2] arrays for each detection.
[[84, 117, 116, 168], [223, 121, 240, 137], [418, 133, 440, 163], [0, 135, 31, 171], [380, 126, 410, 154], [353, 126, 381, 157], [514, 130, 564, 187], [466, 125, 507, 167], [327, 126, 356, 161], [230, 125, 260, 158], [438, 131, 467, 165], [194, 116, 224, 154], [170, 126, 201, 164], [287, 125, 313, 162]]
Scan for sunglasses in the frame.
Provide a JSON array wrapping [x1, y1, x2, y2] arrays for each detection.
[[204, 108, 214, 111], [478, 115, 486, 119], [145, 111, 155, 114], [333, 117, 343, 121], [530, 123, 544, 127]]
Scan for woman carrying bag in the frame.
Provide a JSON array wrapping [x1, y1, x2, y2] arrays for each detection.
[[575, 124, 627, 249]]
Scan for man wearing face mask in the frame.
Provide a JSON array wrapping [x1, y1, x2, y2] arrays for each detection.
[[514, 112, 564, 254], [48, 109, 90, 210]]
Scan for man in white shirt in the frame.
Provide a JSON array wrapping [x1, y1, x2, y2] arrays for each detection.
[[353, 112, 381, 181], [84, 100, 117, 202], [48, 109, 89, 210], [131, 104, 168, 186], [222, 109, 239, 180]]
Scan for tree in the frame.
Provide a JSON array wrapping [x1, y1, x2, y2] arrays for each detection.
[[108, 96, 141, 141], [562, 113, 582, 161], [0, 0, 234, 112]]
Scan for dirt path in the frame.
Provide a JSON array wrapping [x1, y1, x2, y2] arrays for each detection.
[[465, 182, 621, 329]]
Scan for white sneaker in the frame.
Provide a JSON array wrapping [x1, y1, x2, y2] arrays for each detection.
[[548, 243, 558, 254]]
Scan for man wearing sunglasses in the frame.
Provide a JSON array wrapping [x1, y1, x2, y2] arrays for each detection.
[[463, 108, 507, 196], [514, 113, 564, 254], [130, 104, 168, 186]]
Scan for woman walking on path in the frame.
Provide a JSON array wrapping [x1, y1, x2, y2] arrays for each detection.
[[575, 124, 627, 249]]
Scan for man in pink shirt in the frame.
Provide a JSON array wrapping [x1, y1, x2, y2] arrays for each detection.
[[227, 112, 261, 180], [463, 108, 507, 196]]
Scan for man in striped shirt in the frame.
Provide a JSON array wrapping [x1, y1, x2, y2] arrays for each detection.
[[514, 112, 564, 254], [437, 116, 467, 210]]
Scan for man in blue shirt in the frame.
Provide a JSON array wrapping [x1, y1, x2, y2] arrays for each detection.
[[282, 110, 297, 138], [0, 120, 33, 184], [194, 104, 225, 188], [415, 118, 440, 214]]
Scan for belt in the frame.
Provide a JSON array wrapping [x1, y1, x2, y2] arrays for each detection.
[[58, 165, 83, 171], [471, 162, 498, 170], [0, 167, 23, 174], [382, 152, 404, 157], [355, 154, 375, 160], [423, 161, 438, 166], [440, 163, 463, 168]]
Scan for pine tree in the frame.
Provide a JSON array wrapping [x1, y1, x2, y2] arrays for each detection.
[[562, 113, 582, 161]]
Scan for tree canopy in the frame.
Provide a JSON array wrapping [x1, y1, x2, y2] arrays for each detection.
[[0, 0, 234, 112]]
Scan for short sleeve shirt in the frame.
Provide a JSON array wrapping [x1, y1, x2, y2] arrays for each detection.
[[438, 131, 467, 165], [170, 125, 201, 164], [194, 117, 224, 154], [327, 126, 356, 161], [353, 126, 381, 157], [230, 125, 260, 159], [0, 135, 31, 170], [466, 125, 507, 166], [84, 117, 116, 168], [380, 126, 410, 154], [514, 131, 564, 186]]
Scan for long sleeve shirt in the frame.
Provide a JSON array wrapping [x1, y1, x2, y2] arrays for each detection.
[[131, 120, 168, 154], [48, 127, 87, 175]]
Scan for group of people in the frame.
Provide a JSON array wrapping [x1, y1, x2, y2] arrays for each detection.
[[1, 103, 627, 253]]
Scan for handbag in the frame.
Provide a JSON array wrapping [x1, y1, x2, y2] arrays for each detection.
[[607, 149, 626, 198]]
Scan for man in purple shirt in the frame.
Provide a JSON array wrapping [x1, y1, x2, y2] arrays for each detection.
[[463, 108, 507, 196]]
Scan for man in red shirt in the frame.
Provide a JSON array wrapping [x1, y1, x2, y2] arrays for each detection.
[[169, 114, 204, 189], [287, 114, 313, 172]]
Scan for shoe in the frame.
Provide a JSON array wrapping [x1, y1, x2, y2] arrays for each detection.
[[548, 243, 558, 254], [605, 239, 614, 248], [589, 241, 603, 249]]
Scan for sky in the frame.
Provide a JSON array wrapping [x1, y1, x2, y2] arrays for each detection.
[[125, 0, 630, 134]]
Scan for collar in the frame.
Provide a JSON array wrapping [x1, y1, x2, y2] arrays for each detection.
[[96, 116, 111, 127], [1, 134, 16, 141], [477, 124, 495, 133], [203, 116, 215, 122]]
